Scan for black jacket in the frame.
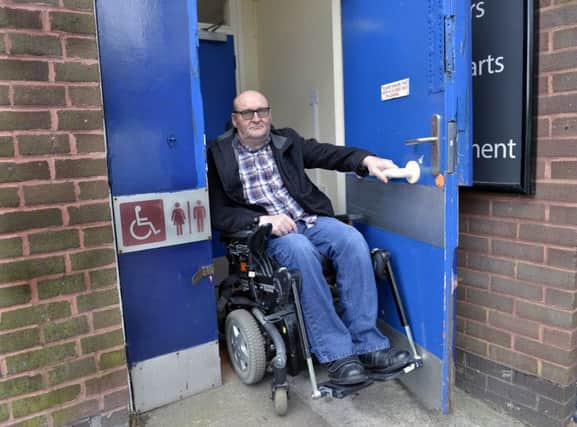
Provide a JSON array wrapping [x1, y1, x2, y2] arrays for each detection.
[[207, 127, 373, 232]]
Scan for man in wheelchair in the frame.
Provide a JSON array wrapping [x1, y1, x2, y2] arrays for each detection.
[[208, 90, 413, 401]]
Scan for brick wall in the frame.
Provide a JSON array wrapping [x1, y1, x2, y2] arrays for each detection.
[[457, 1, 577, 426], [0, 1, 129, 426]]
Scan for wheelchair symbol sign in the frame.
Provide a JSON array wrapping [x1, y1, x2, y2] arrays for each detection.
[[119, 199, 166, 247]]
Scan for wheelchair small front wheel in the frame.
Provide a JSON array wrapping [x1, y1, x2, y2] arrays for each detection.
[[225, 309, 266, 385], [273, 387, 288, 416]]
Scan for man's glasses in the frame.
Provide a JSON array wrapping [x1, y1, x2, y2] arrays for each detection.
[[233, 107, 271, 120]]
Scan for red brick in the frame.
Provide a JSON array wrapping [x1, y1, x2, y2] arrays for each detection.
[[459, 193, 490, 215], [24, 183, 76, 206], [18, 134, 70, 156], [0, 187, 20, 208], [517, 263, 576, 290], [550, 205, 577, 226], [468, 254, 515, 277], [10, 33, 61, 57], [491, 276, 543, 302], [465, 320, 511, 348], [539, 31, 550, 52], [551, 161, 577, 179], [55, 63, 99, 83], [0, 7, 42, 30], [29, 229, 80, 254], [457, 301, 488, 322], [539, 50, 577, 73], [467, 287, 514, 313], [519, 223, 577, 247], [458, 268, 490, 289], [0, 59, 48, 81], [489, 346, 539, 376], [58, 110, 103, 130], [517, 300, 577, 329], [469, 219, 517, 238], [76, 134, 105, 153], [0, 256, 66, 284], [541, 362, 577, 386], [68, 202, 111, 225], [13, 85, 66, 106], [541, 3, 577, 29], [537, 93, 577, 115], [0, 111, 51, 131], [553, 71, 577, 93], [545, 288, 577, 310], [63, 0, 93, 10], [536, 117, 550, 137], [489, 311, 540, 339], [543, 328, 577, 350], [538, 139, 577, 157], [552, 118, 577, 137], [456, 332, 487, 356], [459, 235, 488, 253], [50, 11, 95, 34], [69, 86, 101, 106], [70, 248, 115, 271], [66, 37, 97, 59], [515, 336, 577, 366], [547, 248, 577, 270], [85, 369, 127, 395], [492, 201, 546, 221], [55, 158, 107, 178], [0, 161, 50, 183], [0, 208, 62, 233], [492, 240, 544, 263], [79, 180, 109, 200]]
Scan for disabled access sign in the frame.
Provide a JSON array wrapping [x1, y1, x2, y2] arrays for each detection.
[[112, 188, 211, 254]]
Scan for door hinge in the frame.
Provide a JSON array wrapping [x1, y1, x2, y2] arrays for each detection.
[[448, 120, 457, 174], [192, 264, 214, 285], [444, 15, 456, 76]]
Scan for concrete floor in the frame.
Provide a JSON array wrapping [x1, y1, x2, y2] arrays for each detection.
[[142, 357, 529, 427]]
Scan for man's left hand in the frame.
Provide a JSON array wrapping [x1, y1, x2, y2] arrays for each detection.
[[362, 155, 398, 183]]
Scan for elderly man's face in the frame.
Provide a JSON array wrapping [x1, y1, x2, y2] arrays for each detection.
[[232, 91, 272, 148]]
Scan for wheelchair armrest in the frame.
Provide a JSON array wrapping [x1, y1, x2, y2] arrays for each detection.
[[334, 213, 364, 224], [220, 224, 273, 257], [220, 229, 255, 243]]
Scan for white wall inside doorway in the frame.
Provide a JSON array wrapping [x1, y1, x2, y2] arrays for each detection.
[[229, 0, 346, 213]]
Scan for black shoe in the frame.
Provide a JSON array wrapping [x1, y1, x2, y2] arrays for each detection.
[[326, 355, 368, 385], [359, 348, 411, 373]]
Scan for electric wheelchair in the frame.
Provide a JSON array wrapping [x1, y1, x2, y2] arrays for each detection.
[[216, 216, 422, 416]]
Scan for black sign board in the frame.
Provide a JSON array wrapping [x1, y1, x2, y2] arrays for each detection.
[[472, 0, 534, 193]]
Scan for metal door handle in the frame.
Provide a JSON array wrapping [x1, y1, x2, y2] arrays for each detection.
[[404, 114, 441, 175], [405, 136, 438, 145]]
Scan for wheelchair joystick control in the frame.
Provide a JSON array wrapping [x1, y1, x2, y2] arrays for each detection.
[[383, 160, 420, 184]]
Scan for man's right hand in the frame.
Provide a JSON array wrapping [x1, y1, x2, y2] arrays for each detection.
[[258, 214, 297, 236]]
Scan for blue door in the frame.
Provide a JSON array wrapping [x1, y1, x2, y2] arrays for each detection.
[[96, 0, 219, 412], [342, 0, 472, 412]]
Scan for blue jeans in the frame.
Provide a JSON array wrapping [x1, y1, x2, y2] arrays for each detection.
[[266, 216, 390, 363]]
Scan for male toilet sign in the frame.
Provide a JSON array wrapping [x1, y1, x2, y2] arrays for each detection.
[[113, 188, 211, 253]]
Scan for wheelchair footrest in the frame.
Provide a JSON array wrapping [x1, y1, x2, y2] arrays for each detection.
[[369, 358, 423, 382], [318, 379, 375, 399], [317, 358, 423, 399]]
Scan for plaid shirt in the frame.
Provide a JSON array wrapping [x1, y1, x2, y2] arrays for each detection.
[[233, 136, 316, 226]]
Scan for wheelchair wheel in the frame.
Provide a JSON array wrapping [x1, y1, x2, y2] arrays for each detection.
[[273, 388, 288, 416], [225, 309, 266, 385]]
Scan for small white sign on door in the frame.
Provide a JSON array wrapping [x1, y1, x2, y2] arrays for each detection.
[[113, 188, 211, 254], [381, 78, 410, 101]]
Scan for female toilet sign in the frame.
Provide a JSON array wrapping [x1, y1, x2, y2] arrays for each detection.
[[113, 188, 211, 253]]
